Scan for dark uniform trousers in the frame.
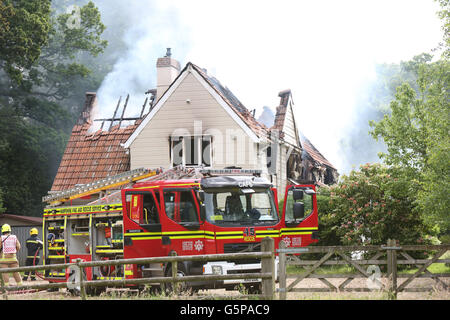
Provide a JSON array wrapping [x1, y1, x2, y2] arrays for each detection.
[[23, 235, 43, 281]]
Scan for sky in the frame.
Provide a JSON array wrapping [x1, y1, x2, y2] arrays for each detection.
[[92, 0, 444, 174]]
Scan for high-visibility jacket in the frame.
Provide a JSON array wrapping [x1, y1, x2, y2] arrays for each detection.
[[1, 234, 18, 254], [0, 234, 20, 262], [26, 235, 43, 259]]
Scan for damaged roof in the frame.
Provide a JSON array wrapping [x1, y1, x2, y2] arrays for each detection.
[[300, 134, 336, 170], [52, 61, 337, 192], [190, 63, 269, 139], [51, 120, 139, 192]]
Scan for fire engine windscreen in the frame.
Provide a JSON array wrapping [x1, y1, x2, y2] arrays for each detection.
[[202, 190, 278, 225]]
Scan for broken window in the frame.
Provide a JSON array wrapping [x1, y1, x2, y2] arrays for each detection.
[[170, 136, 212, 167]]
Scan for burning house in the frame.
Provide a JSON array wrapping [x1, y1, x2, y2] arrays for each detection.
[[48, 50, 338, 200]]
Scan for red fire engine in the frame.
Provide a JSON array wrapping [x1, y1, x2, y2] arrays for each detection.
[[42, 167, 318, 293]]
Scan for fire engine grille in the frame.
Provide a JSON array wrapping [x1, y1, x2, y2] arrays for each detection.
[[223, 243, 261, 254], [224, 243, 261, 264]]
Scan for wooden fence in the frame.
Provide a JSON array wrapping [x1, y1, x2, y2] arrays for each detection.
[[277, 239, 450, 299], [0, 237, 276, 300], [1, 238, 448, 300]]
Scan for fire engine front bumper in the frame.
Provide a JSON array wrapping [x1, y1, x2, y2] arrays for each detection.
[[202, 257, 279, 287]]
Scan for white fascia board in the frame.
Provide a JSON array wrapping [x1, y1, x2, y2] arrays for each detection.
[[189, 66, 260, 143], [123, 69, 190, 149]]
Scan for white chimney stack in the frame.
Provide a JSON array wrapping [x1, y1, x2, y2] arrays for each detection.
[[156, 48, 180, 102]]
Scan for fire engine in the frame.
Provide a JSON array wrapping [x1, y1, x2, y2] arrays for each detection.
[[42, 166, 318, 293]]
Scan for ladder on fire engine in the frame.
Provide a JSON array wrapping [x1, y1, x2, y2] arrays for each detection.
[[43, 166, 203, 205]]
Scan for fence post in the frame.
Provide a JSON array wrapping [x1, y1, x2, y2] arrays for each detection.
[[0, 272, 7, 300], [76, 259, 87, 300], [278, 240, 287, 300], [261, 237, 275, 300], [386, 239, 398, 300], [171, 251, 179, 295]]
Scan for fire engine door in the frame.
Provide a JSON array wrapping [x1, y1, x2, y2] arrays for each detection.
[[124, 191, 165, 258], [281, 185, 319, 248], [161, 188, 205, 256]]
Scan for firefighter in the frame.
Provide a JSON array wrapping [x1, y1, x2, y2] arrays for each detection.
[[22, 228, 43, 281], [0, 224, 23, 287]]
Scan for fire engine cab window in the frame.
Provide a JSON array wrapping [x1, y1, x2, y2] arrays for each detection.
[[143, 194, 159, 224], [164, 190, 199, 224], [203, 190, 278, 225], [285, 189, 313, 221], [126, 193, 159, 225]]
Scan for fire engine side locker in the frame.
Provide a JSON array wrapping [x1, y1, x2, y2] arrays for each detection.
[[65, 213, 93, 281], [43, 215, 68, 281], [91, 211, 124, 280]]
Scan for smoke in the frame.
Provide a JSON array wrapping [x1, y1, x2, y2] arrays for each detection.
[[89, 0, 191, 131], [75, 0, 440, 175]]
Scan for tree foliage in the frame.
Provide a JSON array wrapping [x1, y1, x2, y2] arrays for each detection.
[[0, 0, 52, 84], [317, 164, 434, 246], [0, 1, 107, 216], [370, 56, 449, 233]]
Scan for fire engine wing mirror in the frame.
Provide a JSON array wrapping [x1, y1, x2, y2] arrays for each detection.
[[198, 191, 205, 202], [293, 189, 304, 201], [293, 202, 305, 220], [200, 206, 206, 222]]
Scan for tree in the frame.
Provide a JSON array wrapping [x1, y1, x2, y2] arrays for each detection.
[[0, 0, 52, 84], [0, 1, 107, 216], [319, 163, 433, 246], [370, 57, 449, 234]]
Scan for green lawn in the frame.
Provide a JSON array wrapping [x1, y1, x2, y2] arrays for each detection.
[[287, 263, 450, 275]]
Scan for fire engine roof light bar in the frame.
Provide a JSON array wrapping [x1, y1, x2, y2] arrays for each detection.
[[43, 167, 151, 203], [200, 169, 262, 176]]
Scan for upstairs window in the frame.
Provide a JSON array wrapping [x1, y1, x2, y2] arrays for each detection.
[[170, 136, 211, 167]]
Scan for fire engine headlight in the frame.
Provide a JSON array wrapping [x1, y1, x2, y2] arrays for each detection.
[[211, 265, 223, 275]]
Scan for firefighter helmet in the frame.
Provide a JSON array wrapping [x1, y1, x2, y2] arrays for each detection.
[[30, 228, 38, 235], [1, 224, 11, 233]]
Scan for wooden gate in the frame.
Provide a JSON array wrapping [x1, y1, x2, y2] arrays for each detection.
[[277, 240, 450, 299]]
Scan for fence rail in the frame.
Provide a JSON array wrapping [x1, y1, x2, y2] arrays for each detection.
[[0, 239, 448, 300], [277, 239, 450, 299], [0, 238, 276, 300]]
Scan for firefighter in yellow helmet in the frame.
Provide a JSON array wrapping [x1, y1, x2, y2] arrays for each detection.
[[0, 224, 23, 287], [22, 227, 43, 281]]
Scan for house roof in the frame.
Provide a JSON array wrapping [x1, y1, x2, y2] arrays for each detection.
[[51, 60, 337, 193], [0, 214, 42, 225], [300, 134, 336, 170], [51, 120, 140, 191], [124, 62, 268, 148], [190, 63, 269, 139]]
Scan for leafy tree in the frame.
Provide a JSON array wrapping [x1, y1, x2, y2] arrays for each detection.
[[0, 1, 107, 216], [436, 0, 449, 59], [320, 163, 433, 246], [0, 0, 52, 84], [370, 57, 449, 234]]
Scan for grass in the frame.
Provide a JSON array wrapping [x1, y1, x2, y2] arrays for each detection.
[[286, 262, 450, 275]]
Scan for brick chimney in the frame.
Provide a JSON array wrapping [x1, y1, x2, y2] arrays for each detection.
[[77, 92, 98, 125], [156, 48, 180, 102]]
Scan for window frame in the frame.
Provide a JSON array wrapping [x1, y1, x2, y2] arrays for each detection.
[[169, 135, 212, 167]]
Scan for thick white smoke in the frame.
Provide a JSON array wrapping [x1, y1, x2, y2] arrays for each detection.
[[90, 0, 190, 132]]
